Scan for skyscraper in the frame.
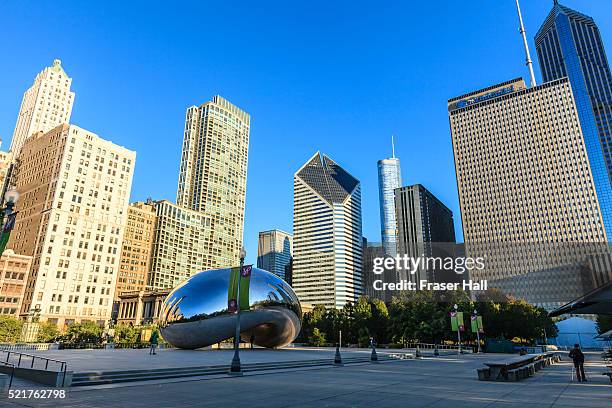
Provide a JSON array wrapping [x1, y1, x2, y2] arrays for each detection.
[[360, 238, 386, 301], [148, 200, 221, 290], [176, 95, 249, 266], [293, 152, 362, 308], [535, 2, 612, 238], [10, 59, 74, 157], [448, 77, 607, 307], [115, 201, 156, 298], [377, 138, 402, 257], [257, 229, 293, 281], [395, 184, 456, 283], [8, 124, 135, 326]]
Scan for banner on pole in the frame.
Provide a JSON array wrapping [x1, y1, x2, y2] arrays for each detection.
[[228, 264, 252, 312]]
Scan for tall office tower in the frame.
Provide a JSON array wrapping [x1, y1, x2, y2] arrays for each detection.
[[535, 3, 612, 238], [395, 184, 456, 283], [377, 140, 402, 257], [115, 201, 156, 298], [148, 200, 221, 289], [10, 59, 74, 157], [176, 95, 250, 266], [8, 124, 135, 326], [293, 152, 362, 309], [448, 78, 608, 307], [361, 238, 386, 301], [257, 229, 293, 281], [0, 250, 32, 317]]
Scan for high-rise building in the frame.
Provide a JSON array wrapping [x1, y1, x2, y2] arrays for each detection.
[[0, 149, 13, 196], [176, 95, 249, 267], [257, 229, 293, 281], [0, 250, 32, 317], [10, 59, 74, 157], [361, 238, 386, 301], [377, 140, 402, 257], [293, 152, 362, 308], [535, 2, 612, 238], [148, 200, 219, 289], [395, 184, 456, 283], [8, 124, 135, 326], [115, 201, 156, 299], [448, 77, 607, 307]]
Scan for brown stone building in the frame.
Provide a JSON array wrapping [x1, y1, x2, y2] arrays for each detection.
[[0, 250, 32, 317]]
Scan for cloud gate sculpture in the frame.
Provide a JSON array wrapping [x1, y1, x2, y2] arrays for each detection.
[[158, 267, 302, 349]]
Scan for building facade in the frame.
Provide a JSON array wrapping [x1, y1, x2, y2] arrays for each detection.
[[361, 238, 387, 301], [176, 95, 250, 268], [10, 59, 74, 157], [148, 200, 219, 289], [293, 152, 362, 309], [535, 3, 612, 239], [116, 289, 170, 326], [448, 77, 607, 307], [8, 124, 135, 326], [115, 201, 156, 299], [395, 184, 456, 284], [257, 229, 293, 281], [0, 250, 32, 317], [377, 156, 402, 257]]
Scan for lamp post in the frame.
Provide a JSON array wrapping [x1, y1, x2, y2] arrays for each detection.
[[230, 247, 247, 375], [0, 188, 19, 255], [473, 309, 481, 354], [454, 304, 462, 356]]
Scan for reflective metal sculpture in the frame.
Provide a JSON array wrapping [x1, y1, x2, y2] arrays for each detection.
[[158, 267, 302, 349]]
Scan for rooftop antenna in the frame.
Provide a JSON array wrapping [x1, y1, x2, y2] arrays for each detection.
[[515, 0, 537, 87], [391, 134, 396, 159]]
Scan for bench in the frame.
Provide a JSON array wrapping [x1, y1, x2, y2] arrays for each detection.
[[477, 353, 557, 381]]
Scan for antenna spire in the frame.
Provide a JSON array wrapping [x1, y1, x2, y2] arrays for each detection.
[[515, 0, 537, 87], [391, 134, 396, 158]]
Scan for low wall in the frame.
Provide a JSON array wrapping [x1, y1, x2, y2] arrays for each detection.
[[0, 343, 59, 351], [0, 365, 72, 387]]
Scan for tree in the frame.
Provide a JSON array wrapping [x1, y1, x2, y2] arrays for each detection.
[[62, 321, 103, 345], [37, 321, 61, 343], [597, 315, 612, 334], [0, 316, 23, 343], [113, 324, 140, 344], [309, 328, 326, 346]]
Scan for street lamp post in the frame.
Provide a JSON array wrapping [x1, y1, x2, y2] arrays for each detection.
[[229, 247, 247, 375], [0, 188, 19, 255], [473, 309, 481, 354], [454, 304, 462, 356]]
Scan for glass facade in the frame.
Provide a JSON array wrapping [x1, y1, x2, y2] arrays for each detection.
[[257, 230, 293, 281], [536, 3, 612, 239], [377, 158, 401, 256]]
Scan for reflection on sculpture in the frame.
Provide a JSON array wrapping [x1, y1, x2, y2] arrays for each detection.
[[158, 267, 302, 349]]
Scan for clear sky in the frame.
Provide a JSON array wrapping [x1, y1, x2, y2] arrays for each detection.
[[1, 1, 612, 264]]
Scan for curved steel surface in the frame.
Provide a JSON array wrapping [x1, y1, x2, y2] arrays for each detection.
[[158, 267, 302, 349]]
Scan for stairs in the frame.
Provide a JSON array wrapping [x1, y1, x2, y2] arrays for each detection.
[[71, 355, 393, 386]]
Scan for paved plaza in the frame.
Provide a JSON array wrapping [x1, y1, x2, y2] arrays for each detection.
[[3, 350, 611, 407]]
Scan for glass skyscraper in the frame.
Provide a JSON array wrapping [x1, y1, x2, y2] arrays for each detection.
[[257, 230, 293, 281], [535, 2, 612, 239], [377, 151, 402, 257]]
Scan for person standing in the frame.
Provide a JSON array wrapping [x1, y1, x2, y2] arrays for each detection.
[[149, 329, 159, 356], [569, 344, 586, 382]]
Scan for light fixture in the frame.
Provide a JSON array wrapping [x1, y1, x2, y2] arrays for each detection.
[[4, 188, 19, 204]]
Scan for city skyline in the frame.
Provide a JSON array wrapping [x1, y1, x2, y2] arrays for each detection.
[[2, 1, 612, 265]]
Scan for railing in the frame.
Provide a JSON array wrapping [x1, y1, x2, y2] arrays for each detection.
[[0, 349, 68, 387], [0, 361, 16, 390], [0, 343, 57, 351], [405, 343, 462, 350]]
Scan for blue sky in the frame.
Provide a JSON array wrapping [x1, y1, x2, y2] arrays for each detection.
[[1, 1, 611, 264]]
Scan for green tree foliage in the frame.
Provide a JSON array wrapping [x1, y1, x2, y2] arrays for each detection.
[[113, 324, 140, 344], [596, 315, 612, 334], [0, 316, 23, 343], [62, 321, 103, 345], [309, 328, 326, 346], [36, 321, 61, 342], [299, 293, 557, 347]]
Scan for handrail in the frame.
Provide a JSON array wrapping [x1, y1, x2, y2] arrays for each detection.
[[0, 348, 68, 387], [0, 360, 16, 389]]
